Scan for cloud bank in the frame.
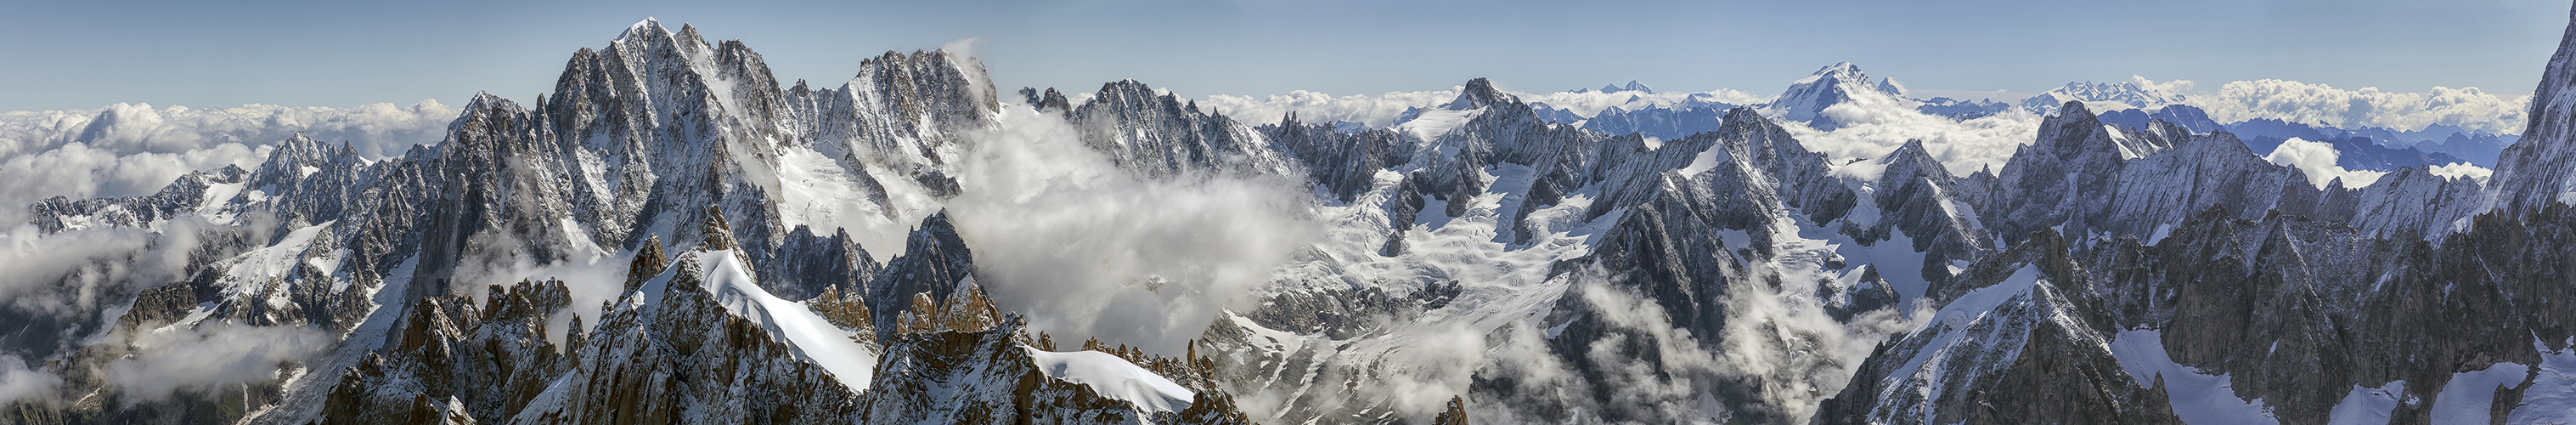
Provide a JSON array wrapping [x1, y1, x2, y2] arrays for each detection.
[[2427, 162, 2494, 181], [0, 100, 455, 226], [2266, 138, 2389, 189], [2189, 79, 2529, 134], [0, 219, 215, 321], [0, 100, 456, 159], [948, 106, 1320, 353], [0, 142, 271, 226], [0, 355, 59, 404], [107, 322, 333, 403], [1794, 99, 2047, 177]]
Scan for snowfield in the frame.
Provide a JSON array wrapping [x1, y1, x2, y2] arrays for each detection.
[[1026, 348, 1197, 413]]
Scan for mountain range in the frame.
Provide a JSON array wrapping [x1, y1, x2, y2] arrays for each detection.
[[3, 8, 2576, 425]]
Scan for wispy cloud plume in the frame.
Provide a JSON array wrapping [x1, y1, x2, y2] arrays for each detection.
[[947, 105, 1320, 353], [107, 322, 333, 403], [2265, 137, 2389, 188]]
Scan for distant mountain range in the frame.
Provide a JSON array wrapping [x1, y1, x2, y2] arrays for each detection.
[[1513, 68, 2517, 169], [6, 8, 2576, 425]]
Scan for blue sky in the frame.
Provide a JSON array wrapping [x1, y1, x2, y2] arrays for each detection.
[[0, 0, 2566, 110]]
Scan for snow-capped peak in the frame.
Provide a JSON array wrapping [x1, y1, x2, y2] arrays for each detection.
[[1763, 62, 1914, 130], [616, 18, 668, 45], [1604, 80, 1654, 94], [1876, 77, 1907, 98], [1443, 77, 1519, 110], [1803, 62, 1866, 83], [2018, 76, 2190, 114]]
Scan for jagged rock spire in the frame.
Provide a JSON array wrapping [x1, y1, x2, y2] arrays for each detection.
[[699, 205, 736, 251], [808, 286, 876, 345], [865, 211, 977, 340], [625, 235, 668, 292], [1435, 395, 1471, 425], [1445, 77, 1515, 110], [892, 276, 1001, 335]]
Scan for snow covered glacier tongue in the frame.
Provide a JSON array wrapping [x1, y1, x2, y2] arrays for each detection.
[[15, 8, 2576, 425]]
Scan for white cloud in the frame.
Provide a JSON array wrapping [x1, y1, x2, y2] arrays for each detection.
[[947, 106, 1321, 353], [0, 99, 451, 227], [1790, 99, 2046, 177], [0, 100, 454, 160], [2190, 80, 2529, 134], [2427, 162, 2493, 181], [0, 355, 59, 405], [107, 322, 333, 403], [2266, 138, 2388, 189], [0, 141, 270, 226], [448, 243, 633, 350]]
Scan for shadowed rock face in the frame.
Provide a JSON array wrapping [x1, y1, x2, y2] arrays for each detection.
[[863, 212, 974, 342]]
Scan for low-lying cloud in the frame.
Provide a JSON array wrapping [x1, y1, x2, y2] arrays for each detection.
[[1793, 100, 2046, 177], [2266, 137, 2389, 189], [947, 105, 1320, 354], [446, 235, 633, 349], [0, 100, 455, 226], [0, 219, 215, 321], [107, 322, 334, 403], [0, 355, 59, 405], [2190, 79, 2529, 134], [0, 142, 270, 226], [0, 100, 456, 159]]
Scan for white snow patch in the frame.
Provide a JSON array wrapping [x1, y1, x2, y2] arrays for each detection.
[[1025, 348, 1197, 413], [2430, 362, 2528, 423], [772, 144, 913, 261], [2146, 224, 2178, 246], [194, 181, 244, 219], [2190, 80, 2529, 135], [2326, 381, 2407, 425], [1677, 143, 1729, 178], [215, 221, 333, 304], [688, 250, 878, 391], [2107, 329, 2280, 425], [1781, 98, 2043, 176], [2507, 339, 2576, 423]]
